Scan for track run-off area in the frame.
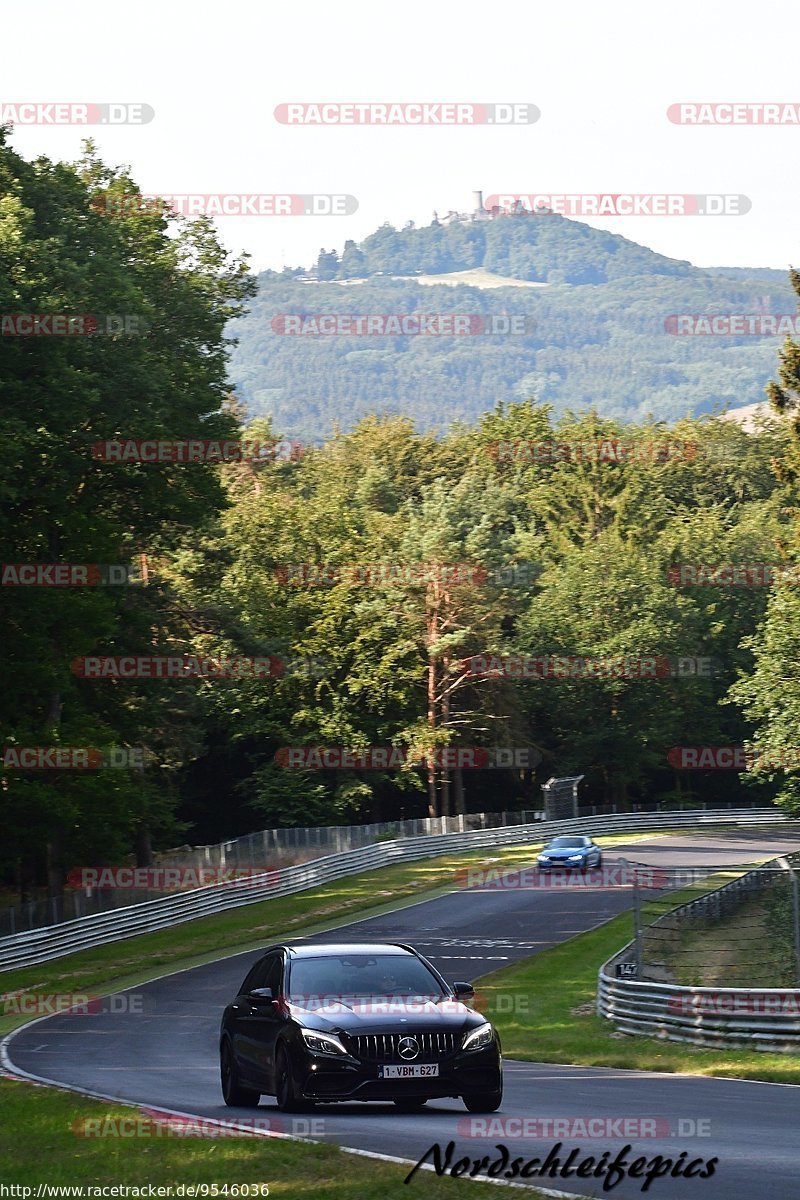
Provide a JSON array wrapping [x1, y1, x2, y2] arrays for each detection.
[[5, 830, 800, 1200]]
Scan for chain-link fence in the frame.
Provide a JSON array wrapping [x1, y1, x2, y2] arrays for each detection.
[[541, 775, 583, 821], [0, 807, 543, 936], [629, 854, 800, 987]]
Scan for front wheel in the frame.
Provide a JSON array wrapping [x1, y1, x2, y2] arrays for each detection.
[[462, 1087, 503, 1113], [220, 1039, 260, 1107], [275, 1043, 313, 1112]]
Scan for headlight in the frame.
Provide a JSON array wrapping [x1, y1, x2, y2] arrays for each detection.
[[538, 855, 550, 861], [462, 1021, 494, 1051], [566, 854, 581, 861], [301, 1029, 347, 1055]]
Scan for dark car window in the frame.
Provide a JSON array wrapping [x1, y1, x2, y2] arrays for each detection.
[[239, 960, 265, 996], [261, 954, 283, 995], [548, 837, 586, 848], [238, 952, 282, 996], [287, 954, 446, 1000]]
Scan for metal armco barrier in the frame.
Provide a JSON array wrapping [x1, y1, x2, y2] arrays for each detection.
[[598, 845, 800, 1051], [0, 808, 786, 973]]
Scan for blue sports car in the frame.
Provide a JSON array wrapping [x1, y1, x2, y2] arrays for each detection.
[[537, 835, 602, 871]]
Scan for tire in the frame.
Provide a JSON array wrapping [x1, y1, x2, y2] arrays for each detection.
[[275, 1043, 313, 1113], [220, 1039, 260, 1107], [393, 1098, 428, 1111], [462, 1087, 503, 1113], [596, 854, 603, 868]]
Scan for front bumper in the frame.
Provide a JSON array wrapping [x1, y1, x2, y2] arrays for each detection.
[[537, 858, 585, 869], [298, 1042, 502, 1101]]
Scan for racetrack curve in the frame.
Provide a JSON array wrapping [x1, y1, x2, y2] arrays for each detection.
[[5, 831, 800, 1199]]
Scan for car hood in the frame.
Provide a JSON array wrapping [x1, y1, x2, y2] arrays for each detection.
[[285, 996, 480, 1033]]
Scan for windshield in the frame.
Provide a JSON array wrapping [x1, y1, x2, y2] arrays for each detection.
[[286, 953, 446, 1000], [547, 837, 586, 848]]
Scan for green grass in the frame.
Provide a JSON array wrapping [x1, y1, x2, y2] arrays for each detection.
[[1, 823, 788, 1192], [663, 897, 786, 987], [0, 829, 668, 1034], [0, 829, 672, 1191], [0, 1075, 533, 1196], [481, 895, 800, 1084]]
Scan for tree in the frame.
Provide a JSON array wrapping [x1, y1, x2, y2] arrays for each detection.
[[727, 265, 800, 812], [0, 129, 255, 895], [315, 248, 339, 280]]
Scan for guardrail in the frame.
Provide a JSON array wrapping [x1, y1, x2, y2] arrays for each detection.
[[598, 847, 800, 1051], [0, 807, 786, 974], [1, 807, 548, 936]]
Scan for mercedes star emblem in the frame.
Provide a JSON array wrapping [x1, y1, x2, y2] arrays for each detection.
[[397, 1036, 420, 1060]]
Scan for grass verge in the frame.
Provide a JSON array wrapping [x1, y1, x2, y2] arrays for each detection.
[[0, 829, 669, 1034], [0, 1074, 535, 1196], [0, 829, 668, 1192], [1, 823, 789, 1192], [481, 891, 800, 1084]]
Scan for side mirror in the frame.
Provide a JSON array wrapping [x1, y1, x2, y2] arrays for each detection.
[[247, 987, 274, 1005], [452, 981, 475, 1000]]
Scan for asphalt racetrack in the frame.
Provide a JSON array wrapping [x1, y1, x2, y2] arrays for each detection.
[[6, 830, 800, 1199]]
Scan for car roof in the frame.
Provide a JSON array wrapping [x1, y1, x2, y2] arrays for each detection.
[[261, 942, 417, 958]]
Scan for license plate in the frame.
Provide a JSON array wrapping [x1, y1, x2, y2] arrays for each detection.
[[378, 1063, 439, 1079]]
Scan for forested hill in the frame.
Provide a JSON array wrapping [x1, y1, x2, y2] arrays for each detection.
[[227, 211, 795, 441]]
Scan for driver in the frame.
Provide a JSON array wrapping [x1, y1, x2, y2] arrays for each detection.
[[376, 966, 404, 996]]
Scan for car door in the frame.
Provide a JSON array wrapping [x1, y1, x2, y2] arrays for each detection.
[[256, 953, 286, 1093], [227, 957, 265, 1074], [232, 952, 285, 1089]]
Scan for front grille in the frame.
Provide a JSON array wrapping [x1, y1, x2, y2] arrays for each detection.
[[346, 1031, 459, 1062]]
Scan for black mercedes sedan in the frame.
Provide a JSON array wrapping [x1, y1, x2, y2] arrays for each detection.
[[219, 942, 502, 1112]]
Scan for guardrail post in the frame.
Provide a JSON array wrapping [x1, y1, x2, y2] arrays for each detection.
[[622, 859, 642, 977], [777, 856, 800, 985], [0, 809, 794, 971], [791, 866, 800, 986]]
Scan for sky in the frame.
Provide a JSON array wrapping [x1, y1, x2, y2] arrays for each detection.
[[1, 0, 799, 275]]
